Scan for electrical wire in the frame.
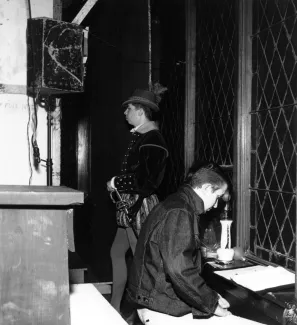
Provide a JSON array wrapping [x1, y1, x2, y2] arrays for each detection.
[[26, 0, 41, 186], [148, 0, 152, 89], [27, 97, 33, 185]]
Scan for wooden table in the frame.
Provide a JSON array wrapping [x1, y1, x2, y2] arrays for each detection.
[[202, 259, 294, 325], [0, 185, 84, 325]]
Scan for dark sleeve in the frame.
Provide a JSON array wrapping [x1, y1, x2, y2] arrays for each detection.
[[159, 209, 219, 316], [114, 144, 168, 196]]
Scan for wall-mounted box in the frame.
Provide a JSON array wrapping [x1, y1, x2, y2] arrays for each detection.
[[27, 18, 84, 95]]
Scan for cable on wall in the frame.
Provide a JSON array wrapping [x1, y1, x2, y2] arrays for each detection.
[[27, 97, 33, 185], [148, 0, 152, 90], [26, 0, 42, 185]]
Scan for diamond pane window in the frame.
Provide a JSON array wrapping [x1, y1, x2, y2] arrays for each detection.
[[195, 0, 236, 171], [251, 0, 297, 269]]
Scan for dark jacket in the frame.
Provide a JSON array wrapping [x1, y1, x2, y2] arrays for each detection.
[[114, 122, 168, 197], [127, 185, 219, 318]]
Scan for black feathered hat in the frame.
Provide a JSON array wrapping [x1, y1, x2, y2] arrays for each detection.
[[122, 83, 167, 112]]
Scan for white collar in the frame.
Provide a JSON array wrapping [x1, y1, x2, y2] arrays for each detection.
[[130, 122, 145, 133], [130, 121, 159, 134]]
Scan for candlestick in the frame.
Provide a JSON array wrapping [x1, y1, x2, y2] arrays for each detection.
[[220, 219, 233, 249]]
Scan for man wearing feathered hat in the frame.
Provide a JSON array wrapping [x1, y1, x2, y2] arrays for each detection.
[[106, 83, 168, 318]]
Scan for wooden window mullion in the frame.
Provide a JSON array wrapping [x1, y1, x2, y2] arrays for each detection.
[[234, 0, 253, 250]]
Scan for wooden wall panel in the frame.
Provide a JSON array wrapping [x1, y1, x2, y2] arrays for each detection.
[[0, 209, 69, 324]]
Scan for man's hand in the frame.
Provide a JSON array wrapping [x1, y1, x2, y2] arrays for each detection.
[[218, 294, 230, 309], [213, 294, 231, 317], [106, 180, 114, 192], [213, 304, 232, 317]]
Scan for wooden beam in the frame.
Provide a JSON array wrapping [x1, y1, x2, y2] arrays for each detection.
[[0, 83, 27, 95], [234, 0, 253, 250], [294, 151, 297, 302], [184, 0, 196, 174], [53, 0, 62, 20], [72, 0, 99, 25]]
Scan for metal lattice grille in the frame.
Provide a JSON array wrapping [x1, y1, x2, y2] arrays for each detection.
[[251, 0, 297, 269], [195, 0, 236, 169]]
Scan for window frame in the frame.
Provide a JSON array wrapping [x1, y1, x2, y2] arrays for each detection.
[[234, 0, 253, 251], [235, 0, 297, 274]]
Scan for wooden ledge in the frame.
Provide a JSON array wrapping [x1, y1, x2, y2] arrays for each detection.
[[0, 185, 84, 206]]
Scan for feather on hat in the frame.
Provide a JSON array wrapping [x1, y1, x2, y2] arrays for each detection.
[[122, 82, 167, 111]]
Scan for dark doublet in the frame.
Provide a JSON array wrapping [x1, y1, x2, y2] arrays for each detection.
[[114, 129, 168, 197]]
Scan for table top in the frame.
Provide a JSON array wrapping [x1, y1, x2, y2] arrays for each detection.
[[0, 185, 84, 206], [203, 259, 289, 325]]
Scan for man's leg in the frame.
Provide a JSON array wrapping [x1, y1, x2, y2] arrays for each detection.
[[110, 227, 130, 312], [126, 227, 137, 254], [121, 227, 139, 324], [137, 309, 268, 325]]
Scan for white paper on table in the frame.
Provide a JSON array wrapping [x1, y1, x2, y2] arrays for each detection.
[[214, 265, 295, 292]]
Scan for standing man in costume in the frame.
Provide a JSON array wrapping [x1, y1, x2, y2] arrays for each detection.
[[106, 84, 168, 315], [127, 163, 266, 325]]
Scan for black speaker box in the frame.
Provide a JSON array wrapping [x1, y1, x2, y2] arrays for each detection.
[[27, 18, 84, 95]]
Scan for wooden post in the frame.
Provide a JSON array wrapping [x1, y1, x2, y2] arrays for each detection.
[[77, 116, 90, 193], [234, 0, 253, 250], [295, 168, 297, 302], [283, 123, 297, 321], [53, 0, 62, 20], [184, 0, 196, 173], [72, 0, 99, 25]]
